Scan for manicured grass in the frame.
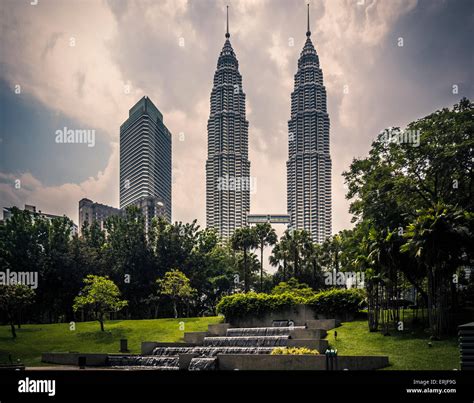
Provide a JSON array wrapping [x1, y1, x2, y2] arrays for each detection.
[[0, 316, 223, 367], [325, 320, 460, 370]]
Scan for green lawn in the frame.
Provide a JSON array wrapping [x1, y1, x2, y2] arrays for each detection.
[[0, 316, 223, 366], [325, 320, 460, 370]]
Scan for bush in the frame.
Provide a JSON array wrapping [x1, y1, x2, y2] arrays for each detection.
[[216, 288, 365, 320], [271, 278, 315, 299], [306, 288, 365, 316], [216, 292, 305, 319], [271, 347, 319, 355]]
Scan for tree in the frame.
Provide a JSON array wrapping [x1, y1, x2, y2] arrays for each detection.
[[103, 206, 154, 318], [254, 223, 277, 291], [0, 284, 35, 338], [73, 275, 128, 331], [320, 234, 342, 275], [156, 269, 196, 318], [342, 99, 474, 335], [279, 229, 312, 280], [230, 227, 258, 292], [401, 204, 473, 337]]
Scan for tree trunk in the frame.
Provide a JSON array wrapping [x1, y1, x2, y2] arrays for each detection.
[[427, 268, 436, 337], [260, 245, 264, 292], [99, 313, 105, 332], [294, 249, 298, 278], [10, 320, 17, 338], [244, 249, 249, 292], [173, 300, 178, 319]]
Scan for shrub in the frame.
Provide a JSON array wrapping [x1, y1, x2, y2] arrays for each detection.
[[271, 278, 315, 299], [306, 288, 365, 316], [216, 287, 365, 321], [271, 347, 319, 355], [216, 292, 305, 319]]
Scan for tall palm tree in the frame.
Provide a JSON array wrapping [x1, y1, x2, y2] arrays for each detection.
[[279, 229, 312, 280], [254, 223, 277, 291], [269, 242, 288, 281], [303, 241, 322, 289], [230, 227, 258, 292]]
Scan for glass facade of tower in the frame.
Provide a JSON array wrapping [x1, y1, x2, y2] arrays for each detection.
[[120, 96, 172, 223], [287, 30, 332, 243], [206, 34, 250, 238]]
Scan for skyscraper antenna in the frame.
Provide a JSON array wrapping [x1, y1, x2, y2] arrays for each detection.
[[226, 5, 230, 38], [306, 3, 311, 37]]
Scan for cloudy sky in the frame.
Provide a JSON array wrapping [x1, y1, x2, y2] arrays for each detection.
[[0, 0, 473, 236]]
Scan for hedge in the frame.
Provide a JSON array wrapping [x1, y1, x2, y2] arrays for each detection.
[[306, 288, 366, 316], [216, 292, 305, 319], [216, 288, 365, 319]]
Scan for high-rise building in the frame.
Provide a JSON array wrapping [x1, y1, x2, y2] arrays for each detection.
[[78, 198, 121, 234], [206, 7, 251, 238], [120, 96, 172, 225], [287, 5, 332, 243]]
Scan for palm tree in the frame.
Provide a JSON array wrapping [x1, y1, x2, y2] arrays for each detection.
[[303, 241, 322, 289], [254, 223, 277, 292], [320, 234, 342, 275], [230, 227, 258, 292], [401, 203, 472, 337], [269, 242, 288, 281], [280, 229, 312, 279]]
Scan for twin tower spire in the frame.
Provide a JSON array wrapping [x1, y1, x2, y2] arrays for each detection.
[[207, 4, 331, 243]]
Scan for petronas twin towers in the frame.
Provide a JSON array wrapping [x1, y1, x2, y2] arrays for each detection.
[[206, 5, 332, 243]]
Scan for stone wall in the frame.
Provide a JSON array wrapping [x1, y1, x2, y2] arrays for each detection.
[[217, 354, 389, 370], [41, 353, 108, 366]]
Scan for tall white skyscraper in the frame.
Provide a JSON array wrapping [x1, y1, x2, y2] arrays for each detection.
[[120, 96, 172, 228], [206, 7, 250, 238], [287, 6, 332, 243]]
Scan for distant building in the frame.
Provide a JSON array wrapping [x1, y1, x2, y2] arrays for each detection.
[[2, 204, 78, 236], [127, 195, 167, 234], [120, 96, 172, 223], [78, 198, 121, 233], [206, 7, 251, 238], [287, 5, 332, 243]]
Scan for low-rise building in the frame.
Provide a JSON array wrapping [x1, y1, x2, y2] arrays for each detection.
[[2, 204, 79, 236], [78, 198, 121, 234]]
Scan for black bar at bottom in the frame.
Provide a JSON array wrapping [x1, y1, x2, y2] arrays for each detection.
[[0, 370, 472, 402]]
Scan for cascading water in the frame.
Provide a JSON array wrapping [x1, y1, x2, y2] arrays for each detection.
[[108, 355, 179, 369], [226, 326, 305, 337], [152, 346, 274, 357], [188, 357, 217, 371], [108, 324, 305, 370], [203, 335, 289, 347]]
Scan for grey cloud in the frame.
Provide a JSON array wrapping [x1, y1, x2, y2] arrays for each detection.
[[41, 32, 63, 60]]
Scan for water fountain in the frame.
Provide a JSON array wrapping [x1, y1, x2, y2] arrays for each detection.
[[105, 325, 310, 370]]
